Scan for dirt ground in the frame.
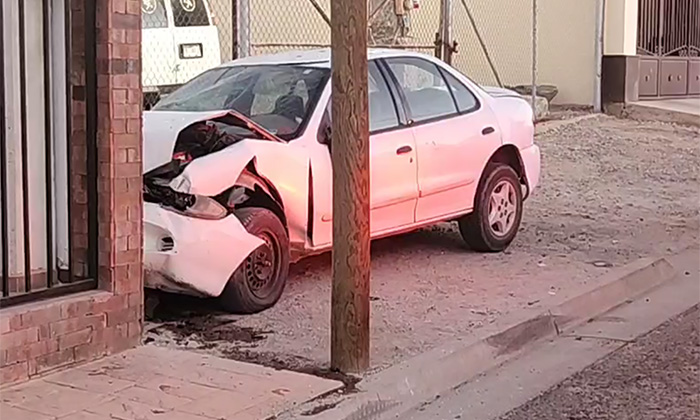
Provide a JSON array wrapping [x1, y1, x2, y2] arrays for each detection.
[[145, 114, 700, 378]]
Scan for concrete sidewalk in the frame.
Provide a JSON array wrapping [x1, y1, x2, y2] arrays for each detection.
[[498, 305, 699, 420], [0, 345, 342, 420]]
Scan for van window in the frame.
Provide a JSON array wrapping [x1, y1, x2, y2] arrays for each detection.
[[171, 0, 210, 27], [142, 0, 168, 29]]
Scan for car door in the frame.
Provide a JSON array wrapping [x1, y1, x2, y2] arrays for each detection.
[[169, 0, 222, 85], [310, 61, 418, 247], [382, 57, 501, 222], [366, 61, 419, 235]]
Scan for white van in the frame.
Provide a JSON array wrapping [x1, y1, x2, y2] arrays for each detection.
[[141, 0, 222, 107]]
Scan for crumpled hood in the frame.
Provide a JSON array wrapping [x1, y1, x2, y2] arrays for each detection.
[[143, 110, 227, 173], [143, 110, 282, 173]]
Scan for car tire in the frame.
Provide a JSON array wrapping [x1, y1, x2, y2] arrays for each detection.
[[458, 163, 523, 252], [219, 207, 290, 314]]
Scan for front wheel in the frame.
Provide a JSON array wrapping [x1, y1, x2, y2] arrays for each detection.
[[458, 163, 523, 252], [219, 207, 290, 314]]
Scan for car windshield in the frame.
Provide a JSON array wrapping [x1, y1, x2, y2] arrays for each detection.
[[153, 65, 329, 140]]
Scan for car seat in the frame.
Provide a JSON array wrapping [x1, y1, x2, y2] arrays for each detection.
[[273, 94, 305, 121]]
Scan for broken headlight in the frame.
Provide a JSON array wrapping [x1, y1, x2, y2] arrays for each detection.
[[176, 195, 228, 220]]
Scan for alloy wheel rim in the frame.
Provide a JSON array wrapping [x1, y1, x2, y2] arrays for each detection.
[[487, 180, 517, 237]]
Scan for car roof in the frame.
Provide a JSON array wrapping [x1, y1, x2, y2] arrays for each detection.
[[220, 48, 433, 68]]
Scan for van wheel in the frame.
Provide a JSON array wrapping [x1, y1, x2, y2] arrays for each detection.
[[458, 163, 523, 252], [219, 208, 290, 314]]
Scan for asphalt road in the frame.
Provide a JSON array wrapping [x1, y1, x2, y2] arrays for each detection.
[[409, 305, 699, 420]]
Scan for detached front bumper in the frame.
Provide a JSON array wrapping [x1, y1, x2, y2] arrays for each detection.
[[144, 203, 264, 297], [520, 144, 541, 199]]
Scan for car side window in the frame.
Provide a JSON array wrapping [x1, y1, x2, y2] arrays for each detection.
[[385, 57, 457, 123], [320, 61, 400, 134], [441, 70, 480, 113], [368, 61, 399, 132]]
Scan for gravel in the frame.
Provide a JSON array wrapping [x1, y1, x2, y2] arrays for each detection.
[[146, 114, 700, 376]]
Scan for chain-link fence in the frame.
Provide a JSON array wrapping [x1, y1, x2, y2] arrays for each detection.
[[247, 0, 439, 55], [141, 0, 600, 110]]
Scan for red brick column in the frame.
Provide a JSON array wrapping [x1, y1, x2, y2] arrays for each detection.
[[0, 0, 143, 386], [95, 0, 144, 342]]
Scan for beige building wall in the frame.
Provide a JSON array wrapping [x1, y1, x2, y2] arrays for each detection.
[[537, 0, 597, 105], [604, 0, 638, 55], [451, 0, 597, 105]]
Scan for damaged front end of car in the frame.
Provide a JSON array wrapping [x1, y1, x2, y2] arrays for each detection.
[[143, 111, 284, 297]]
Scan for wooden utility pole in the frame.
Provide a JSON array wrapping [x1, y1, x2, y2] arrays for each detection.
[[330, 0, 371, 373]]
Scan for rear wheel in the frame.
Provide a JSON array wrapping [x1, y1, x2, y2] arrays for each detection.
[[458, 163, 523, 252], [219, 207, 290, 314]]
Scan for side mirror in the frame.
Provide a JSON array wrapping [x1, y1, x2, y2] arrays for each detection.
[[318, 109, 332, 150], [321, 124, 332, 147]]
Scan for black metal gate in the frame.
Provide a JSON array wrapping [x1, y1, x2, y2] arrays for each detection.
[[0, 0, 99, 308], [637, 0, 700, 98]]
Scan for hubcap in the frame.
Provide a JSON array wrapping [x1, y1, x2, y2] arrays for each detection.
[[244, 233, 280, 299], [488, 180, 517, 237]]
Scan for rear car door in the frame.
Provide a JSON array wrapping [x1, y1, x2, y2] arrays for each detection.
[[169, 0, 222, 85], [382, 57, 501, 222]]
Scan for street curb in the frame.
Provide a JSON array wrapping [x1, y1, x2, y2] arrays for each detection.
[[297, 256, 676, 420]]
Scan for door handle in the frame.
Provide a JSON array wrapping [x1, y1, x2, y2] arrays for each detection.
[[396, 145, 413, 155], [482, 126, 495, 135]]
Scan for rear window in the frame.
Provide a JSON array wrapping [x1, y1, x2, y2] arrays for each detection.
[[171, 0, 210, 27], [142, 0, 168, 29]]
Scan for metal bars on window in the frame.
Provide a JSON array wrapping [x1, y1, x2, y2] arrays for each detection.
[[0, 0, 98, 308]]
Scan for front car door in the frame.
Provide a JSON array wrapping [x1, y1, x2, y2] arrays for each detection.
[[381, 57, 501, 222], [310, 60, 419, 247], [366, 61, 419, 235]]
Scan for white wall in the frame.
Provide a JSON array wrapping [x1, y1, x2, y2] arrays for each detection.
[[604, 0, 639, 55]]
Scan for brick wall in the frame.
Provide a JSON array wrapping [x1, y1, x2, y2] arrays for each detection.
[[0, 0, 143, 386]]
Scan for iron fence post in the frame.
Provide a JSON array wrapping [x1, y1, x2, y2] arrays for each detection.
[[594, 0, 605, 112], [440, 0, 453, 64], [237, 0, 250, 57]]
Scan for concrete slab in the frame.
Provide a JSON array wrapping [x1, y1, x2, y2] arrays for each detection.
[[565, 248, 699, 342], [0, 346, 343, 420], [400, 250, 699, 420], [633, 98, 700, 117], [608, 98, 700, 127], [285, 250, 682, 420]]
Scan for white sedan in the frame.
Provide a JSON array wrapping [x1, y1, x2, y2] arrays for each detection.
[[142, 48, 541, 313]]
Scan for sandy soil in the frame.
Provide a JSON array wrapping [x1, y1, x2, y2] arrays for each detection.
[[145, 114, 700, 377]]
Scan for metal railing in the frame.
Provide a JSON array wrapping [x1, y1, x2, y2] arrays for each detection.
[[638, 0, 700, 57], [0, 0, 98, 308]]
